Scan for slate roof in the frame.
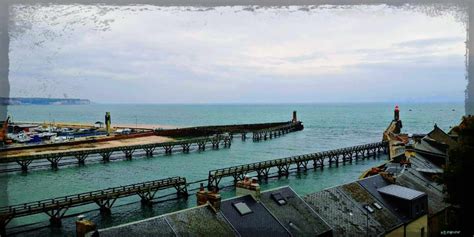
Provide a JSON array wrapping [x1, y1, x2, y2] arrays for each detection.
[[220, 194, 291, 237], [377, 185, 425, 201], [395, 169, 447, 216], [357, 175, 411, 222], [427, 125, 456, 148], [413, 138, 446, 158], [97, 216, 175, 237], [166, 205, 236, 237], [97, 205, 236, 237], [303, 186, 385, 237], [339, 182, 402, 231], [259, 186, 332, 236], [410, 153, 441, 170]]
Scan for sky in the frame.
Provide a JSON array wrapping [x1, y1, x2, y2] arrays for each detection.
[[8, 4, 467, 103]]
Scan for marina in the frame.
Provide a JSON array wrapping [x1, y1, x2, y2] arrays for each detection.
[[0, 104, 463, 236], [0, 119, 303, 172]]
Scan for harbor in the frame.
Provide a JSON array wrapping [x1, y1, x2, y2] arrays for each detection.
[[0, 0, 471, 235], [0, 112, 303, 172], [0, 105, 462, 236]]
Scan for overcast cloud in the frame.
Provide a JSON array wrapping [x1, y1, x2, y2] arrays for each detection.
[[8, 5, 467, 103]]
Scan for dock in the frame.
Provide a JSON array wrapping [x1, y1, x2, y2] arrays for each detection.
[[207, 141, 388, 190], [0, 135, 232, 172], [0, 176, 188, 233], [0, 120, 303, 172], [251, 123, 298, 141], [0, 141, 386, 235]]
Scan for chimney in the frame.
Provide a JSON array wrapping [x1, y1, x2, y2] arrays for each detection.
[[196, 183, 208, 206], [76, 215, 96, 237], [207, 187, 221, 212], [292, 111, 297, 123], [380, 172, 397, 184], [236, 177, 261, 200]]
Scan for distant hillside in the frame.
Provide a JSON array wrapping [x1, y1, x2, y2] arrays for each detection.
[[0, 97, 91, 105]]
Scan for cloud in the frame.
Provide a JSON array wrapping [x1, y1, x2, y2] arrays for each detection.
[[8, 4, 466, 103]]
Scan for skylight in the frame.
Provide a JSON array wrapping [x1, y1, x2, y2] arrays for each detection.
[[364, 205, 375, 213], [271, 192, 287, 206], [233, 202, 253, 216], [373, 202, 383, 210]]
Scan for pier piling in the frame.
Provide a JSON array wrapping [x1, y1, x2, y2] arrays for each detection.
[[207, 141, 388, 190], [0, 177, 188, 232]]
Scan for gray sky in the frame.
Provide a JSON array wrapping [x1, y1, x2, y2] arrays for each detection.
[[8, 4, 466, 103]]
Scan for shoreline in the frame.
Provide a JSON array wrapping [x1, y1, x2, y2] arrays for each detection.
[[13, 121, 180, 130]]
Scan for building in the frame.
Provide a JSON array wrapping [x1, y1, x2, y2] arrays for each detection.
[[92, 119, 454, 237]]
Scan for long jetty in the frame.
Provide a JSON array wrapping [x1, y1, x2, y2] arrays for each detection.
[[251, 123, 299, 141], [1, 135, 232, 172], [207, 141, 388, 190], [0, 141, 386, 235], [0, 121, 304, 172], [0, 177, 188, 234]]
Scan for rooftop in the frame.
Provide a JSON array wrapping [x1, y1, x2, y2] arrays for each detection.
[[303, 186, 385, 236], [259, 186, 332, 236], [220, 194, 290, 237], [339, 182, 402, 231], [377, 184, 425, 201]]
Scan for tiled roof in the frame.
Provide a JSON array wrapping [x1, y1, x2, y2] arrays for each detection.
[[97, 216, 175, 237], [427, 125, 457, 148], [260, 186, 332, 236], [166, 205, 236, 236], [357, 175, 411, 222], [220, 195, 290, 237], [395, 169, 447, 215], [303, 187, 385, 237], [340, 182, 402, 231], [413, 139, 446, 157]]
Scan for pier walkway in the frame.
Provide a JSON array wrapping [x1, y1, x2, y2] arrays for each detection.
[[207, 141, 388, 190], [0, 177, 188, 234], [250, 123, 298, 141], [0, 135, 232, 172]]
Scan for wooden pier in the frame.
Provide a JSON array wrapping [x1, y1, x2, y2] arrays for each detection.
[[251, 122, 298, 141], [1, 135, 231, 172], [0, 177, 188, 234], [207, 141, 388, 190]]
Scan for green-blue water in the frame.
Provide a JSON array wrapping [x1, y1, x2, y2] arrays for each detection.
[[1, 103, 464, 236]]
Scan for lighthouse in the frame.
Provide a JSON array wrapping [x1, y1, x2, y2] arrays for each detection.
[[394, 105, 400, 121]]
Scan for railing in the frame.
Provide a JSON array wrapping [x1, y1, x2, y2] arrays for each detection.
[[208, 141, 388, 189], [1, 135, 232, 171], [0, 176, 188, 231]]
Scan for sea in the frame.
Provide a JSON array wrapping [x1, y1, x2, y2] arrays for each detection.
[[0, 103, 464, 236]]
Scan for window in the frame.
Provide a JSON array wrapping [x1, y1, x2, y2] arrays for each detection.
[[271, 192, 287, 206], [373, 202, 383, 210], [233, 202, 252, 216], [364, 205, 375, 213]]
